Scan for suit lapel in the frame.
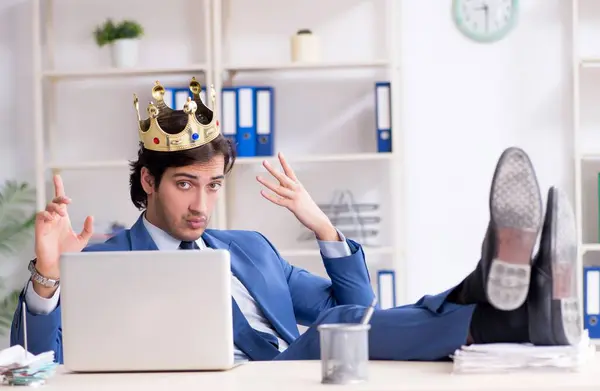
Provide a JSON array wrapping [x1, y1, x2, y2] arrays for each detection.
[[202, 231, 298, 345], [129, 214, 159, 251]]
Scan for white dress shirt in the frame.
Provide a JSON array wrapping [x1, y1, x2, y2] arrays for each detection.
[[25, 216, 351, 362]]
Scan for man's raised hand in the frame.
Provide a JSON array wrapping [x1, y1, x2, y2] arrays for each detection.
[[33, 174, 94, 284]]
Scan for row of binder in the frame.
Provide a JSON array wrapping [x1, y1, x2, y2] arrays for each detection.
[[162, 81, 392, 157], [163, 85, 275, 157]]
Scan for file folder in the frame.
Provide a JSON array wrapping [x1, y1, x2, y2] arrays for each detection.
[[377, 269, 396, 310], [174, 87, 207, 110], [375, 82, 392, 153], [584, 266, 600, 339], [255, 87, 274, 157], [236, 86, 257, 157], [163, 87, 175, 109], [221, 87, 238, 148]]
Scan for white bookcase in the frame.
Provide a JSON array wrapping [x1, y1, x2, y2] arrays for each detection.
[[30, 0, 405, 304]]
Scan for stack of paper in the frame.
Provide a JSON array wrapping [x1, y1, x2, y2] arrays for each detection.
[[452, 331, 596, 374], [0, 345, 58, 386]]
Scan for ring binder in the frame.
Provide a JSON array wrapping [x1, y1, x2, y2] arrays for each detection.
[[583, 266, 600, 339]]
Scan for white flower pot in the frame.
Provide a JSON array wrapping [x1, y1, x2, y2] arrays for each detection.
[[110, 38, 139, 68]]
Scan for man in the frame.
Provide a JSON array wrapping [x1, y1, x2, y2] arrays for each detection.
[[10, 78, 581, 364]]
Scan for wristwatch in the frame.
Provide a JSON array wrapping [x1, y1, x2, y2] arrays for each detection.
[[28, 259, 60, 288]]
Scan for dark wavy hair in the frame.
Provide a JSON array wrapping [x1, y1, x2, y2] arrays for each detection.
[[129, 108, 236, 210]]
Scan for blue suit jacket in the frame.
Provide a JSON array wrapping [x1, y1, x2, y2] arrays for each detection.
[[10, 215, 375, 363]]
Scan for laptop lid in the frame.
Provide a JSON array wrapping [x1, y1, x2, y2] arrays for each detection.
[[59, 249, 234, 372]]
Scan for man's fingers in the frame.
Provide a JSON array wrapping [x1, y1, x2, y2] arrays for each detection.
[[45, 195, 70, 217], [256, 176, 294, 199], [262, 160, 295, 188], [78, 215, 94, 242], [51, 195, 71, 205], [277, 152, 298, 182], [46, 202, 66, 217], [36, 210, 54, 223], [53, 174, 65, 198]]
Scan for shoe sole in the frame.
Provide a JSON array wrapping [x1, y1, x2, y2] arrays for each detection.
[[487, 148, 543, 311], [549, 188, 581, 345]]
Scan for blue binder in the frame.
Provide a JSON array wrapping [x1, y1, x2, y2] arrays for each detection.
[[377, 269, 396, 310], [221, 87, 238, 148], [584, 266, 600, 339], [375, 82, 392, 153], [255, 87, 275, 157], [236, 86, 257, 157], [162, 87, 176, 109], [173, 87, 207, 109]]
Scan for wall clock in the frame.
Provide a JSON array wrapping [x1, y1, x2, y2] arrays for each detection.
[[452, 0, 518, 43]]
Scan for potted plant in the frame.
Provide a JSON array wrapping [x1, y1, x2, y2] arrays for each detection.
[[0, 181, 36, 336], [94, 19, 144, 68]]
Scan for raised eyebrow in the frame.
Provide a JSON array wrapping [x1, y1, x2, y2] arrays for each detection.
[[172, 173, 198, 180]]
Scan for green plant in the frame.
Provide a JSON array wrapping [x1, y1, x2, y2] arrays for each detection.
[[94, 19, 144, 47], [0, 289, 20, 334], [0, 181, 36, 335]]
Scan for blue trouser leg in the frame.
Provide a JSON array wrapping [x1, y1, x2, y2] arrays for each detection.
[[274, 288, 475, 361]]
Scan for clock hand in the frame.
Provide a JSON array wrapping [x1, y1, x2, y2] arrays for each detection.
[[484, 4, 489, 32]]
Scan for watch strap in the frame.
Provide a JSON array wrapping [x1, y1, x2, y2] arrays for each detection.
[[28, 259, 60, 288]]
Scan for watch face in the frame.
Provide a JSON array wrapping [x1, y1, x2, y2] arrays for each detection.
[[453, 0, 518, 43]]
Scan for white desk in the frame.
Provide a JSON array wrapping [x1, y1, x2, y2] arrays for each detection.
[[37, 353, 600, 391]]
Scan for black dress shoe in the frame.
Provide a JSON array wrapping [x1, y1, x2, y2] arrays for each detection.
[[452, 147, 543, 310], [469, 302, 529, 344], [528, 187, 582, 346]]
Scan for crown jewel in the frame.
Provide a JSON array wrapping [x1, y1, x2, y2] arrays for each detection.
[[134, 77, 220, 152]]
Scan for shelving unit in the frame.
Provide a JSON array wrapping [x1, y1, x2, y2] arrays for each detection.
[[42, 64, 210, 80], [222, 59, 390, 73], [30, 0, 405, 303], [572, 0, 600, 344], [31, 0, 215, 209]]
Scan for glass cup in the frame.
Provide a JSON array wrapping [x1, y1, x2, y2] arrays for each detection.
[[317, 323, 371, 384]]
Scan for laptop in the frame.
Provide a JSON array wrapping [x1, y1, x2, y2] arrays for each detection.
[[59, 249, 235, 372]]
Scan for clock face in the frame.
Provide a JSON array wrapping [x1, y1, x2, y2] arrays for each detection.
[[452, 0, 518, 43]]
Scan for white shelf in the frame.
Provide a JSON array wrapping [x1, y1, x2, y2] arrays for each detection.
[[42, 64, 209, 80], [582, 244, 600, 254], [580, 58, 600, 68], [236, 152, 394, 165], [46, 160, 131, 171], [223, 59, 390, 73], [279, 246, 393, 258], [46, 152, 394, 171], [579, 153, 600, 161]]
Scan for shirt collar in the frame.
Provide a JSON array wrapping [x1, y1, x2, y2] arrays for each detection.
[[142, 214, 207, 251]]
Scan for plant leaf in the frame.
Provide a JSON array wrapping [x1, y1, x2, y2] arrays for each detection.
[[0, 180, 36, 257], [0, 180, 35, 335], [0, 289, 20, 336]]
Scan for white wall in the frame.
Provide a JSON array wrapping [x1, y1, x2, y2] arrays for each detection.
[[0, 0, 578, 347], [398, 0, 574, 302], [0, 0, 34, 185], [0, 0, 37, 348]]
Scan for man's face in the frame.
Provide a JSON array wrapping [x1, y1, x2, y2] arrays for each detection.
[[142, 155, 225, 241]]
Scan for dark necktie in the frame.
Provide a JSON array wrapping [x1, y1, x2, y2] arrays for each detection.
[[179, 241, 199, 250], [178, 238, 280, 360]]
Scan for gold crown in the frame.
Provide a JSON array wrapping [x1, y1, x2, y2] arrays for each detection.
[[133, 77, 220, 152]]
